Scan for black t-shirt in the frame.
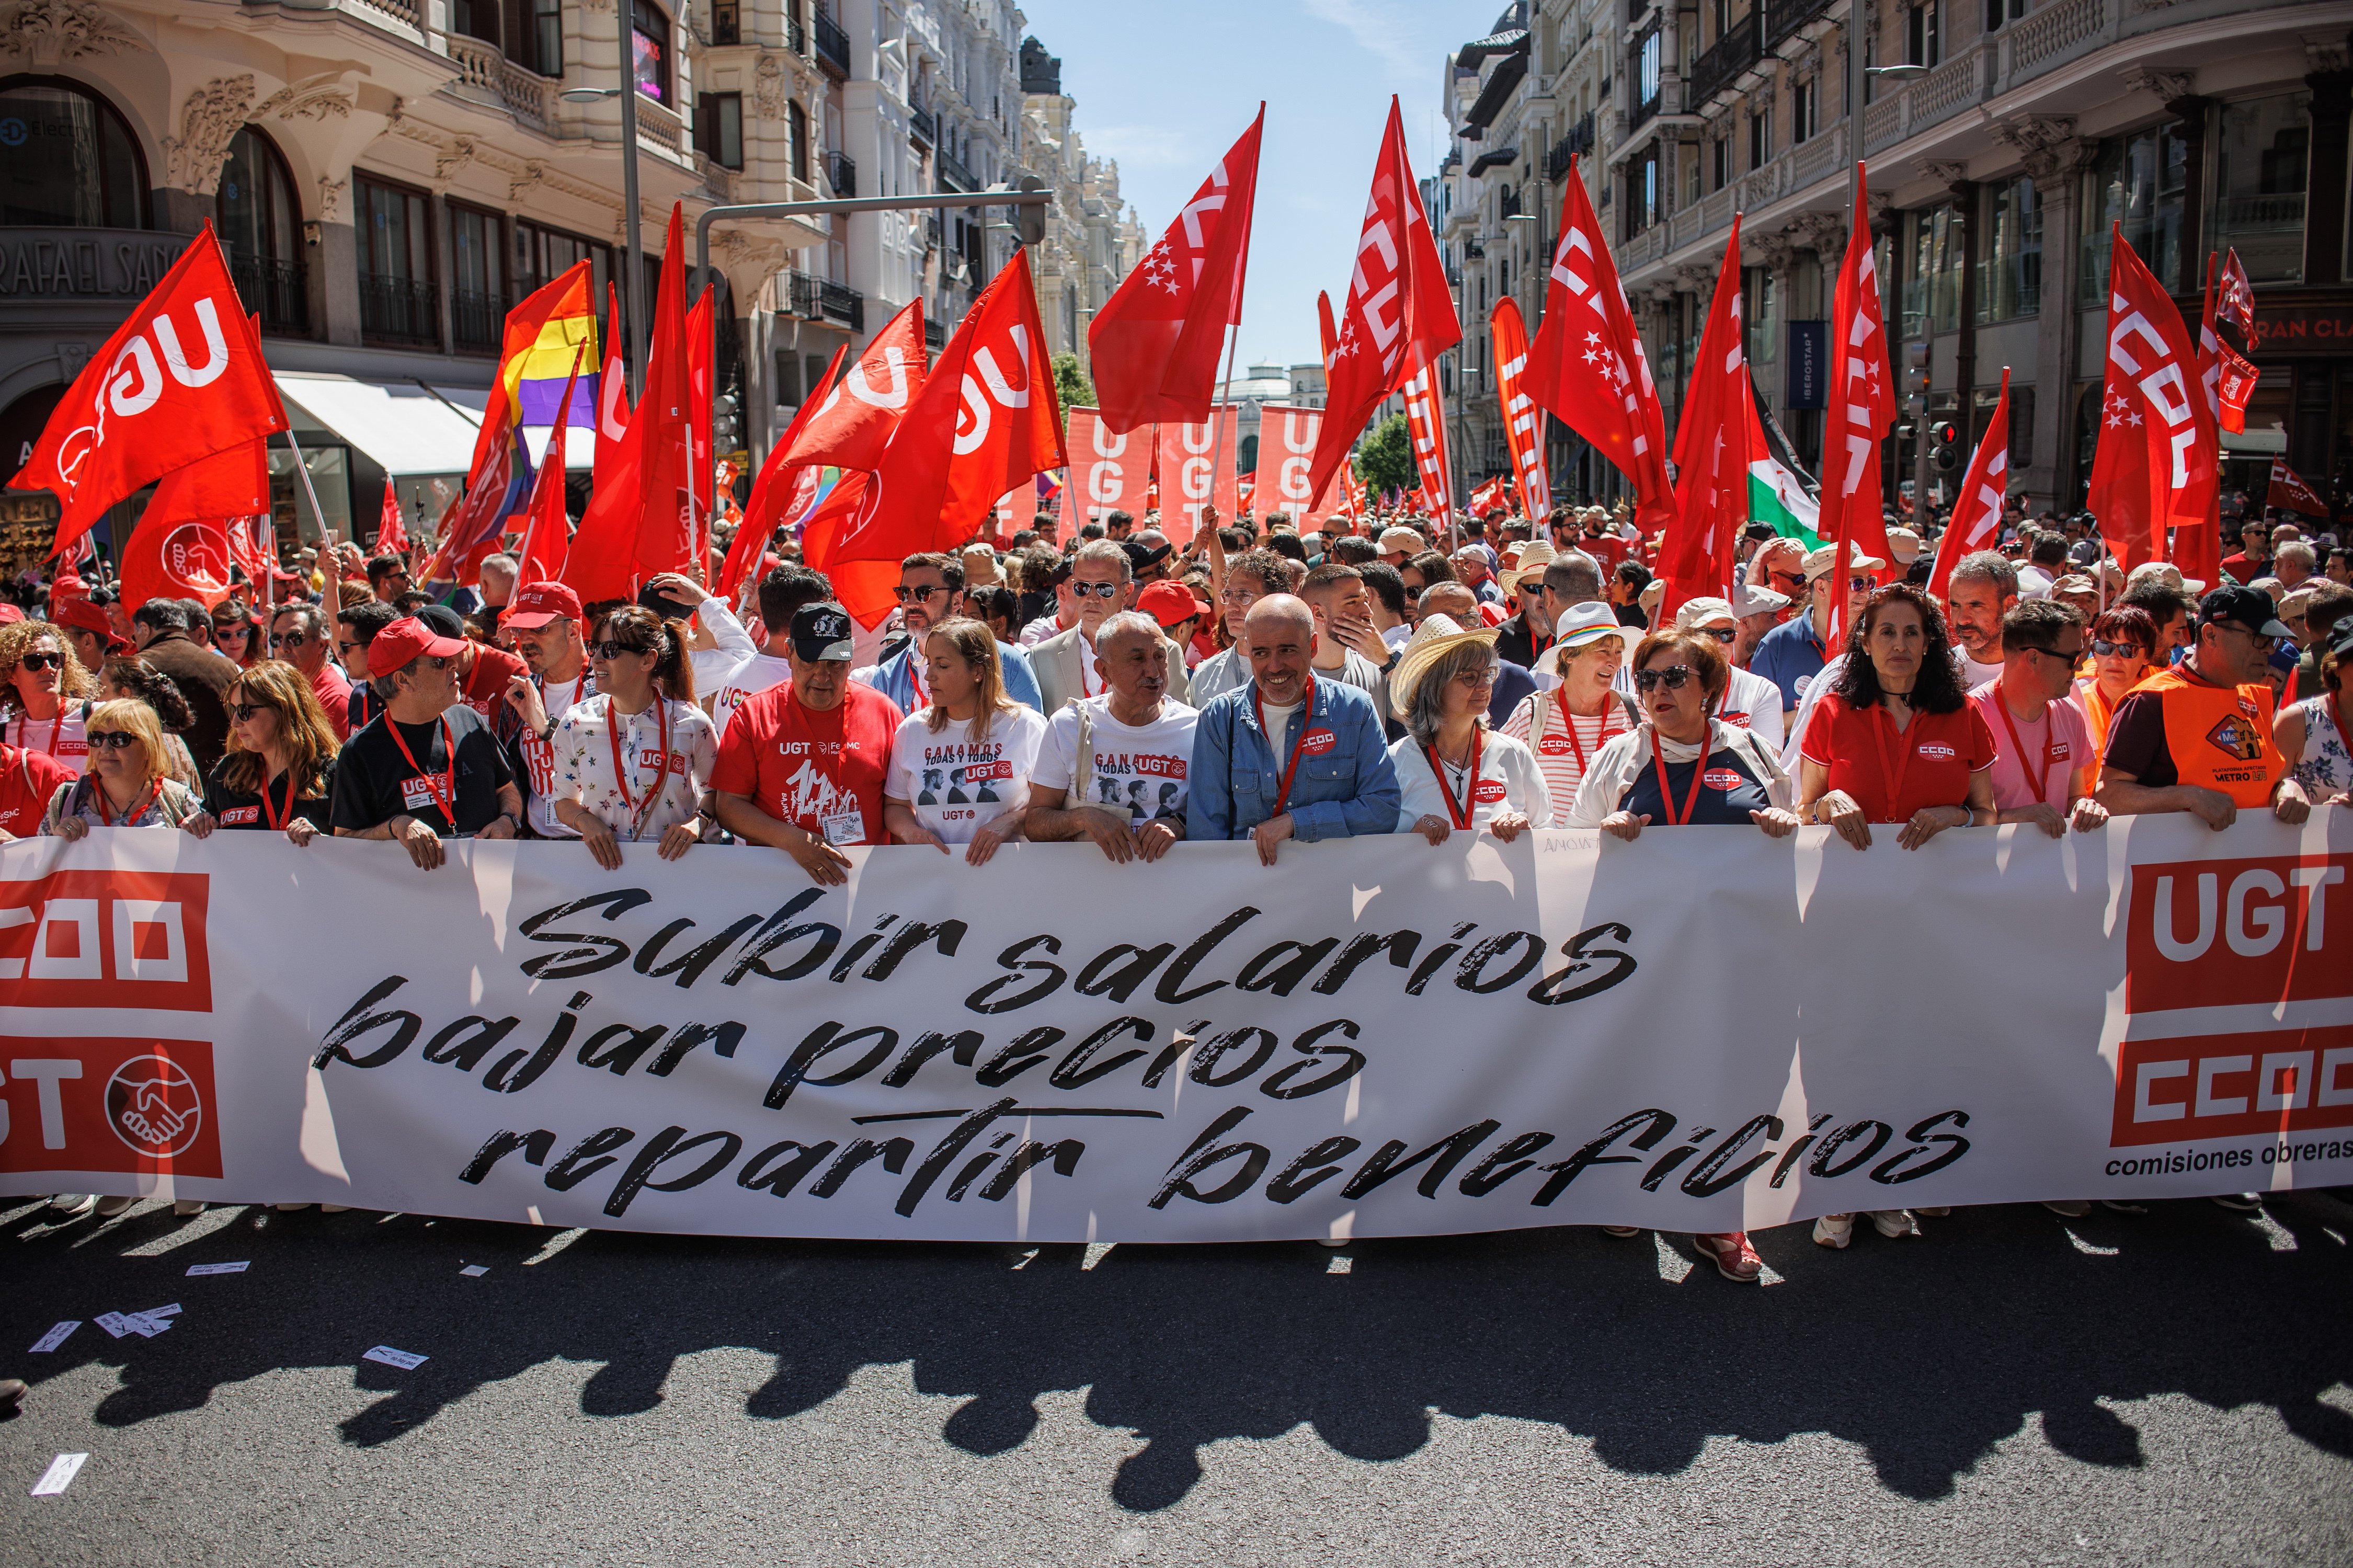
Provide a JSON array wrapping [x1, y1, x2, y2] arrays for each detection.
[[202, 756, 338, 833], [1617, 737, 1777, 825], [330, 705, 513, 837]]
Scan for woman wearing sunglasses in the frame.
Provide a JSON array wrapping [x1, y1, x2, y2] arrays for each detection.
[[0, 620, 99, 773], [181, 662, 342, 845], [2072, 605, 2157, 795], [211, 602, 261, 668], [40, 698, 202, 838], [550, 608, 717, 869]]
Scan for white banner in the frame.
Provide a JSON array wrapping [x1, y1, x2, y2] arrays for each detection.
[[2, 817, 2348, 1240]]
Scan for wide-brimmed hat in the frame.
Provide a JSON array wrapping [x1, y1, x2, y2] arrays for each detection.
[[1802, 543, 1889, 580], [2126, 560, 2207, 596], [1388, 613, 1501, 718], [1510, 540, 1557, 583], [1533, 601, 1631, 677]]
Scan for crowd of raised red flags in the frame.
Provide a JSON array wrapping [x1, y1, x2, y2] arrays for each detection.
[[2, 108, 2349, 1277]]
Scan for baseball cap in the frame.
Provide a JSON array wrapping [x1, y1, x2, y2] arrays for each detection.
[[2329, 620, 2353, 663], [790, 602, 856, 662], [2198, 585, 2292, 641], [502, 580, 583, 631], [1673, 596, 1738, 630], [1802, 543, 1889, 580], [1121, 538, 1173, 576], [1728, 581, 1791, 618], [415, 603, 470, 640], [0, 604, 21, 626], [1883, 526, 1923, 565], [1135, 580, 1201, 630], [49, 597, 131, 653], [368, 614, 470, 674]]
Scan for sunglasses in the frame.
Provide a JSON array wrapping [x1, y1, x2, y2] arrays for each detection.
[[2089, 638, 2149, 658], [1697, 626, 1738, 644], [1071, 581, 1121, 599], [1634, 666, 1696, 691], [85, 730, 137, 750], [17, 651, 63, 671], [591, 639, 653, 660], [270, 632, 309, 648], [893, 584, 949, 602], [231, 701, 277, 721], [2024, 645, 2084, 665]]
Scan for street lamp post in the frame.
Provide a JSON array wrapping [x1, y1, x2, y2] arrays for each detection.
[[557, 4, 649, 399]]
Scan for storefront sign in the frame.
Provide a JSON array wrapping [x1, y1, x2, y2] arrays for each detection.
[[0, 228, 194, 303]]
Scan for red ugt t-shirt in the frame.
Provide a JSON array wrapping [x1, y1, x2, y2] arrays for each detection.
[[1801, 692, 1996, 823], [710, 680, 904, 845], [0, 745, 74, 837]]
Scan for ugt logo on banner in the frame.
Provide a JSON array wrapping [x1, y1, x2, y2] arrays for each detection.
[[0, 1039, 223, 1177]]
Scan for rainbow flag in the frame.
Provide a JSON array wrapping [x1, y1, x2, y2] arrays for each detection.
[[499, 260, 599, 430]]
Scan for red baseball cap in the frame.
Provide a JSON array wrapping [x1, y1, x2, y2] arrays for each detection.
[[1135, 580, 1202, 631], [502, 580, 583, 631], [368, 615, 469, 674], [0, 604, 21, 625], [49, 597, 131, 653]]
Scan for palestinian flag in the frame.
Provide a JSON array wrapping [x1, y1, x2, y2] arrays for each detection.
[[1747, 386, 1821, 548]]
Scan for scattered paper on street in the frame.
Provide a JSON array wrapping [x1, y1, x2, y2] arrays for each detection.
[[29, 1322, 79, 1354], [31, 1453, 88, 1497], [362, 1346, 428, 1370]]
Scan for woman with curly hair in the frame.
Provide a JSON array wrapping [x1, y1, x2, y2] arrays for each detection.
[[182, 660, 341, 845], [98, 656, 202, 787], [0, 619, 100, 772]]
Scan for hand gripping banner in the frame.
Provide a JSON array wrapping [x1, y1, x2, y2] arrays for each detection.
[[2, 816, 2347, 1239]]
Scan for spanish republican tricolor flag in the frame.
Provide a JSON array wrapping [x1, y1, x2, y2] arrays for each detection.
[[500, 259, 599, 430]]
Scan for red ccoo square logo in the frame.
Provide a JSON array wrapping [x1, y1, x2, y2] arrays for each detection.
[[2110, 1024, 2353, 1148], [0, 871, 212, 1013]]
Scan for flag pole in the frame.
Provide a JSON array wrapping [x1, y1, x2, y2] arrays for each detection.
[[281, 429, 337, 565], [1203, 123, 1260, 578]]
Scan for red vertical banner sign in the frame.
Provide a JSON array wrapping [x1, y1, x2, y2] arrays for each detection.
[[1155, 407, 1240, 544], [1400, 364, 1452, 524], [1489, 298, 1551, 521], [1252, 406, 1345, 530], [1066, 407, 1155, 523]]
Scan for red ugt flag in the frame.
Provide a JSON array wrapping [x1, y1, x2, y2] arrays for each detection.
[[786, 300, 927, 471], [2085, 225, 2220, 575], [1818, 177, 1897, 643], [10, 223, 289, 562], [1307, 98, 1460, 508], [1658, 217, 1753, 619], [1400, 362, 1452, 522], [1089, 108, 1264, 434], [1522, 157, 1671, 533], [1928, 369, 2011, 602]]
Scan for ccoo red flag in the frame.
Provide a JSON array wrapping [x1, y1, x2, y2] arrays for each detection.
[[1522, 157, 1671, 534], [11, 224, 289, 562], [785, 300, 926, 471], [813, 249, 1064, 627], [566, 206, 694, 602], [2269, 457, 2326, 517], [1928, 369, 2012, 602], [1307, 98, 1460, 508], [1490, 298, 1551, 522], [1818, 175, 1897, 643], [1658, 219, 1753, 620], [1089, 108, 1264, 434], [2085, 225, 2220, 575]]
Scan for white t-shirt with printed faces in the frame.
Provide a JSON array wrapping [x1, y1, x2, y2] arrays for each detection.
[[1033, 695, 1199, 827], [885, 705, 1046, 843], [708, 651, 793, 741]]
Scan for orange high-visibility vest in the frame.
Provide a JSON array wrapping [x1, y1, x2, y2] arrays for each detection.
[[2133, 665, 2279, 807]]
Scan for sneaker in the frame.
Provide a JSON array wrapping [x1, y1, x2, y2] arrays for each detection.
[[1317, 1237, 1347, 1248], [1692, 1231, 1763, 1282], [1812, 1213, 1854, 1249], [173, 1199, 205, 1216], [320, 1204, 353, 1215], [274, 1203, 313, 1212], [93, 1195, 136, 1218], [2041, 1198, 2091, 1217], [1867, 1209, 1918, 1239], [2210, 1193, 2262, 1212], [1601, 1226, 1642, 1237], [46, 1194, 95, 1217], [0, 1378, 24, 1413]]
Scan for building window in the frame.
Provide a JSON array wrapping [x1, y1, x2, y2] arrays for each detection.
[[0, 75, 148, 228], [523, 0, 563, 77], [1637, 29, 1662, 112], [449, 0, 498, 45], [512, 218, 614, 303], [1978, 175, 2040, 322], [2212, 91, 2310, 284], [216, 127, 306, 336], [1792, 78, 1816, 144], [355, 174, 438, 349], [1712, 133, 1729, 191], [1904, 205, 1965, 335], [1983, 0, 2026, 30], [449, 202, 506, 354], [789, 100, 809, 183], [1906, 1, 1939, 68], [1748, 108, 1769, 170], [2079, 121, 2187, 305], [632, 0, 671, 104], [697, 90, 744, 170]]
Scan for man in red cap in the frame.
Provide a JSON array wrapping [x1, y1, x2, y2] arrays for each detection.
[[330, 615, 521, 869], [48, 598, 131, 679], [498, 580, 593, 840], [1134, 580, 1204, 660]]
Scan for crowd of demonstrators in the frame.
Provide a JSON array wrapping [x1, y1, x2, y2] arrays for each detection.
[[855, 553, 1045, 713], [183, 659, 340, 846], [549, 605, 716, 868], [329, 614, 522, 869], [1973, 601, 2107, 839]]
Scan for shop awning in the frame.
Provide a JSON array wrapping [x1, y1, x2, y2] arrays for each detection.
[[272, 373, 594, 476]]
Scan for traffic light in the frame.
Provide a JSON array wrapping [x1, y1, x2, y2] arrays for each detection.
[[713, 388, 740, 454], [1902, 342, 1931, 417], [1931, 419, 1962, 472], [1012, 174, 1048, 246]]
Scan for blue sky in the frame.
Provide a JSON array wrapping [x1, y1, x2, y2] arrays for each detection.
[[1016, 0, 1514, 374]]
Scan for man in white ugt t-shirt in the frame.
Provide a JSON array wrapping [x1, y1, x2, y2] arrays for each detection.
[[1027, 611, 1197, 863]]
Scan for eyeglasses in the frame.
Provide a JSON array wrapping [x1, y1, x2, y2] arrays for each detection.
[[17, 651, 63, 671], [893, 583, 950, 602], [337, 639, 365, 657], [591, 639, 653, 660], [1634, 666, 1696, 692], [1769, 571, 1804, 590], [231, 701, 277, 721], [1219, 588, 1260, 608], [85, 730, 136, 750], [270, 632, 308, 648], [1452, 666, 1499, 689], [2089, 638, 2149, 658], [2023, 645, 2084, 666], [1072, 581, 1121, 599], [1844, 576, 1875, 593]]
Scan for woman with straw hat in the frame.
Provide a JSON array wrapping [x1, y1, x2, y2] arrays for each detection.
[[1387, 614, 1548, 845]]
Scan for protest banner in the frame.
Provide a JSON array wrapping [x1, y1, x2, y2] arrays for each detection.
[[1, 817, 2346, 1239]]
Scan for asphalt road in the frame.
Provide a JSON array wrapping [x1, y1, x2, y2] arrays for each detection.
[[5, 1190, 2352, 1566]]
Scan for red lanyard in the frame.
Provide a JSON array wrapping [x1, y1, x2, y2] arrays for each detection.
[[1647, 727, 1709, 826], [908, 653, 928, 709], [604, 696, 671, 840], [258, 767, 296, 832], [1553, 685, 1620, 779], [387, 717, 457, 827], [1253, 674, 1318, 817], [1993, 694, 2061, 806], [802, 696, 849, 809], [1868, 703, 1919, 824], [1425, 728, 1483, 830], [96, 777, 159, 827]]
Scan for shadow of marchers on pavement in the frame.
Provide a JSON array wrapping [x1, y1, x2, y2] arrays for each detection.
[[7, 1188, 2352, 1512]]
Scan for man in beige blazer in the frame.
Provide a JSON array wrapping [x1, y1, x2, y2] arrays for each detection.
[[1032, 540, 1192, 712]]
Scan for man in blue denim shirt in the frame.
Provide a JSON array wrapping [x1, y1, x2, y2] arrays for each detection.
[[1188, 594, 1401, 865]]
